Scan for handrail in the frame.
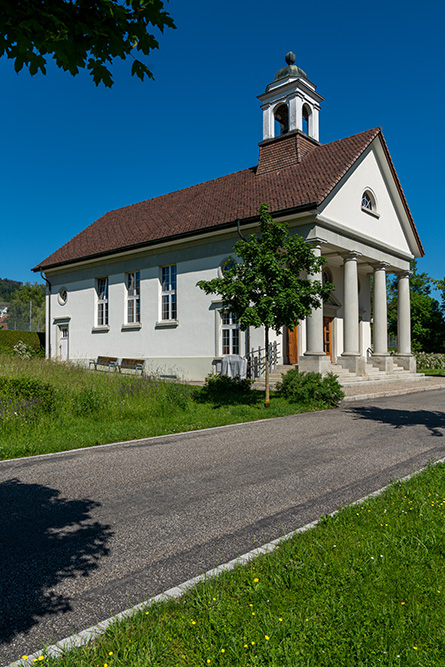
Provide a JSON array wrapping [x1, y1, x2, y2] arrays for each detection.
[[245, 341, 280, 380]]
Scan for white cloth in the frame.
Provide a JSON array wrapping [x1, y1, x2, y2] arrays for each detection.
[[221, 354, 247, 379]]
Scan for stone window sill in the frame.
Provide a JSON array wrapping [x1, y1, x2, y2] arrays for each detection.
[[155, 320, 179, 328], [361, 206, 380, 219], [121, 323, 142, 331], [92, 325, 110, 332]]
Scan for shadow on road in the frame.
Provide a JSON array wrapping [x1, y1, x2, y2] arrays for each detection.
[[0, 478, 113, 644], [347, 405, 445, 437]]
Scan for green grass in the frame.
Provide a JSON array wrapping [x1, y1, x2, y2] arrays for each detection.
[[23, 462, 445, 666], [418, 368, 445, 377], [0, 355, 327, 461]]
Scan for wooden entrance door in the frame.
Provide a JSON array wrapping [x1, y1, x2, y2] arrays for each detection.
[[286, 326, 298, 365], [323, 316, 333, 361]]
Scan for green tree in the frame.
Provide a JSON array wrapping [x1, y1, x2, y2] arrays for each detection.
[[387, 260, 445, 352], [197, 204, 332, 407], [0, 0, 175, 87], [0, 277, 22, 302], [8, 282, 46, 332]]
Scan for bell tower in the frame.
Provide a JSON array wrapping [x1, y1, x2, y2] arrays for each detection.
[[258, 52, 323, 142]]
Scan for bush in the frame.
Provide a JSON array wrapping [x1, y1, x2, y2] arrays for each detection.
[[276, 369, 344, 407], [0, 375, 57, 413], [0, 330, 45, 355], [204, 374, 252, 395], [414, 352, 445, 370]]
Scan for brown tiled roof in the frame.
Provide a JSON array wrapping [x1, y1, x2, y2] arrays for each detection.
[[33, 127, 422, 271]]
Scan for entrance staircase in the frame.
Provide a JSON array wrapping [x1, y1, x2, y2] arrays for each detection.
[[252, 360, 423, 391]]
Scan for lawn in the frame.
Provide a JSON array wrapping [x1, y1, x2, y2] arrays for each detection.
[[18, 461, 445, 666], [0, 354, 334, 461], [418, 369, 445, 377]]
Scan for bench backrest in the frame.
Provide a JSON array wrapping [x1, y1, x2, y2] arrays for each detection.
[[120, 358, 145, 368], [97, 356, 118, 364]]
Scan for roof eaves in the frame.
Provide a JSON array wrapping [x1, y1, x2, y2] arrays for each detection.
[[376, 132, 424, 257], [32, 201, 319, 273]]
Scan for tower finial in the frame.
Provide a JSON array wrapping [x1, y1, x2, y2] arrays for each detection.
[[285, 51, 296, 66]]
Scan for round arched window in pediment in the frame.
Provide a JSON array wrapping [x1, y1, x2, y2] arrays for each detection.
[[361, 189, 377, 214]]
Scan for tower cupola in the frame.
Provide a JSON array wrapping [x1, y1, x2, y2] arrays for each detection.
[[258, 53, 323, 142]]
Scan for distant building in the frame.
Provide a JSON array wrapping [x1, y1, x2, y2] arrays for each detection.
[[33, 54, 423, 378]]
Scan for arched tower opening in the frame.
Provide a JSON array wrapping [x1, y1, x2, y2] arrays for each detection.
[[274, 103, 289, 137]]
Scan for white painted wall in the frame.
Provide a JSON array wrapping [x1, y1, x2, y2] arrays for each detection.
[[320, 146, 412, 256], [47, 233, 286, 380]]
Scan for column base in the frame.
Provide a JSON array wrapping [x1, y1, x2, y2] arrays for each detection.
[[370, 354, 393, 373], [339, 354, 366, 375], [299, 354, 331, 375], [394, 354, 416, 373]]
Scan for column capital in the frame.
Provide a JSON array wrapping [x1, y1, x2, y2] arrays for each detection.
[[306, 237, 328, 248], [372, 261, 390, 271], [396, 270, 412, 279], [342, 251, 362, 262]]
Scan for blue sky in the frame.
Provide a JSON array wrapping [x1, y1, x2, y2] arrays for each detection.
[[1, 0, 444, 289]]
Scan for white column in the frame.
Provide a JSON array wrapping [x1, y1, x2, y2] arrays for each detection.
[[262, 105, 273, 140], [305, 242, 325, 356], [295, 94, 303, 132], [397, 271, 411, 355], [312, 104, 320, 141], [373, 263, 389, 355], [288, 96, 297, 132], [342, 252, 361, 356]]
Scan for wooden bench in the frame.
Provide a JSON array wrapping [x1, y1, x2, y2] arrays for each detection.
[[118, 358, 146, 375], [89, 356, 119, 372]]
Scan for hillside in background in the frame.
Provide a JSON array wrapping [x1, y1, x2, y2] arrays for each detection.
[[0, 278, 22, 302]]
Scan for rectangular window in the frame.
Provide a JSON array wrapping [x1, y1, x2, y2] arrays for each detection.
[[221, 311, 239, 355], [161, 265, 177, 320], [97, 277, 109, 326], [127, 271, 140, 323]]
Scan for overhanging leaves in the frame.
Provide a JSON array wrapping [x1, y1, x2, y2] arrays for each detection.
[[0, 0, 176, 87]]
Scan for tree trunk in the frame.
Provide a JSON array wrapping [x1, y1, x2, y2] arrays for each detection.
[[264, 327, 270, 408]]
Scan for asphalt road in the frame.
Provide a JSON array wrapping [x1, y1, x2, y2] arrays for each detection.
[[1, 390, 444, 665]]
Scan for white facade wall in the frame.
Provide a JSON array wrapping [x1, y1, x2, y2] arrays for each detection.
[[48, 233, 287, 380], [320, 147, 412, 256]]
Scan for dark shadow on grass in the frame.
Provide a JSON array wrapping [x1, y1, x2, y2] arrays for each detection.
[[347, 405, 445, 437], [0, 478, 113, 643]]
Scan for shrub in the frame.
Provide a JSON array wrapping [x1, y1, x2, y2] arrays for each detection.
[[0, 375, 57, 413], [0, 330, 45, 355], [414, 352, 445, 370], [204, 374, 252, 395], [13, 340, 33, 359], [276, 369, 344, 407]]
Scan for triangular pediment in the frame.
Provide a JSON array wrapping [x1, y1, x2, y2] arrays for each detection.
[[318, 137, 422, 258]]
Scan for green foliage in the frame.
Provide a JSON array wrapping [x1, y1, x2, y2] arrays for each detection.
[[0, 375, 56, 413], [415, 352, 445, 370], [197, 204, 332, 336], [202, 374, 253, 398], [0, 277, 22, 301], [0, 0, 175, 87], [387, 261, 445, 352], [0, 329, 45, 354], [197, 204, 333, 405], [7, 281, 46, 332], [276, 368, 344, 407]]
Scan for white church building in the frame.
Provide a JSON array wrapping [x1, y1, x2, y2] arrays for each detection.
[[33, 53, 424, 381]]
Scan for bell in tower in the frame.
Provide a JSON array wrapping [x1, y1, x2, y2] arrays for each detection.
[[258, 52, 323, 142]]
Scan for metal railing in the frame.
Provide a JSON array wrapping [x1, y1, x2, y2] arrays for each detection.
[[245, 341, 280, 380]]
